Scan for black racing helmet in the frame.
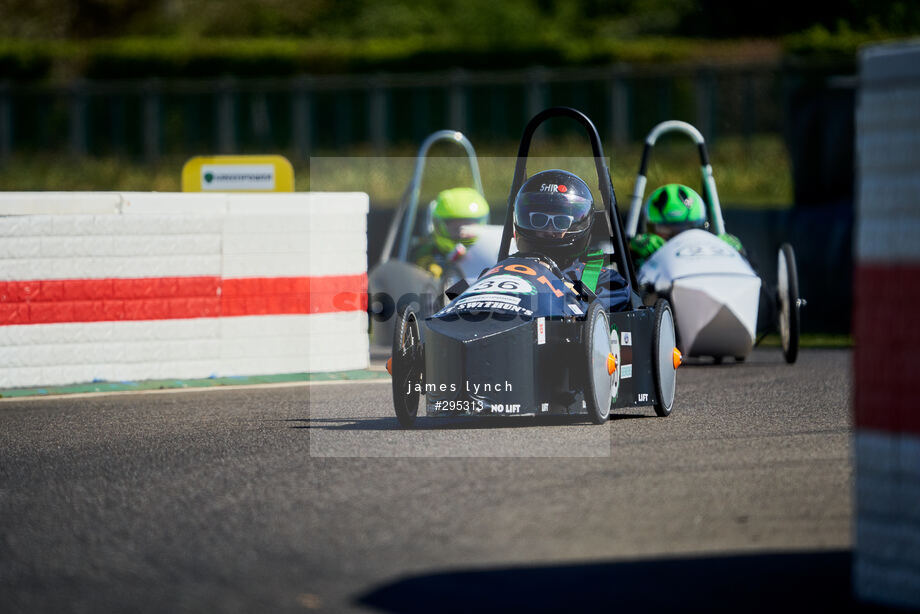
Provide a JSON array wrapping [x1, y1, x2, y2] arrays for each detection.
[[513, 169, 594, 268]]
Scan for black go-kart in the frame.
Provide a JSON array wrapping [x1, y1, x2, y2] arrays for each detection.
[[387, 107, 681, 428]]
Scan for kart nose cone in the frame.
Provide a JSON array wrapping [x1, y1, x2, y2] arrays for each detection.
[[424, 315, 536, 412], [671, 274, 760, 357]]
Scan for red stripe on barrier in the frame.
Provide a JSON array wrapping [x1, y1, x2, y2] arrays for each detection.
[[306, 275, 368, 314], [0, 274, 366, 326], [853, 264, 920, 436]]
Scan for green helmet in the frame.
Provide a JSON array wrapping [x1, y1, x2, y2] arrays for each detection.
[[431, 187, 490, 254], [645, 184, 707, 240]]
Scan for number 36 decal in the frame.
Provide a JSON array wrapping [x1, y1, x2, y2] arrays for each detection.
[[470, 263, 565, 298], [467, 274, 536, 295]]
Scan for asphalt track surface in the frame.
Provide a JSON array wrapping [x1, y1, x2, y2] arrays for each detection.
[[0, 349, 869, 613]]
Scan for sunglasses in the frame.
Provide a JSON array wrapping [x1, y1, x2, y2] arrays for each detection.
[[529, 212, 574, 231]]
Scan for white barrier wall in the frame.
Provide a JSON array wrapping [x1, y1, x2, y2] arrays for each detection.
[[0, 192, 369, 389], [853, 41, 920, 609]]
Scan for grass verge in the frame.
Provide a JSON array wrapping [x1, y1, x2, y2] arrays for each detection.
[[758, 334, 853, 349], [0, 369, 389, 399], [0, 134, 792, 208]]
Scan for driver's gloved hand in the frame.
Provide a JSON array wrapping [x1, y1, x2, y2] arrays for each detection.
[[448, 243, 467, 262], [718, 233, 745, 255], [629, 233, 665, 266]]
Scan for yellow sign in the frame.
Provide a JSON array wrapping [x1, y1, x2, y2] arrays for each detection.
[[181, 155, 294, 192]]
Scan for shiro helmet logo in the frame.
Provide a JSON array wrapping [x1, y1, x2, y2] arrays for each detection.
[[539, 184, 567, 193]]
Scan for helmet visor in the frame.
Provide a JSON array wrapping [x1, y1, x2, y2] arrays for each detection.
[[514, 192, 593, 238], [436, 217, 485, 243]]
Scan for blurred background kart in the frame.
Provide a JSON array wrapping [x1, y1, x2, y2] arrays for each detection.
[[368, 130, 511, 347], [626, 120, 803, 363]]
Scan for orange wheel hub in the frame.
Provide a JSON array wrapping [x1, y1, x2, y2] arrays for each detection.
[[607, 353, 617, 375]]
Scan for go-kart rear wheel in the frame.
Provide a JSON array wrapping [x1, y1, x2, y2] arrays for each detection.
[[652, 299, 677, 417], [392, 307, 423, 428], [777, 243, 800, 364], [583, 301, 613, 424]]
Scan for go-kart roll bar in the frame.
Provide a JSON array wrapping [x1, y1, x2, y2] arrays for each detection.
[[498, 107, 638, 293], [382, 130, 484, 264], [625, 120, 725, 238]]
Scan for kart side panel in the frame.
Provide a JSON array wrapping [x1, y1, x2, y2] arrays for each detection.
[[610, 309, 659, 409]]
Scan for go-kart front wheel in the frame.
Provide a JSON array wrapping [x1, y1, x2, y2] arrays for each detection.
[[583, 301, 614, 424], [391, 307, 423, 428], [777, 243, 800, 364], [652, 299, 677, 417]]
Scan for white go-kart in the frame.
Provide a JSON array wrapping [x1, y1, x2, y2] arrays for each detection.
[[625, 120, 804, 364]]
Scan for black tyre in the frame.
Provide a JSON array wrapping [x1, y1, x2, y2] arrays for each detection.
[[391, 306, 423, 428], [583, 301, 613, 424], [652, 299, 677, 417], [777, 243, 800, 364]]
